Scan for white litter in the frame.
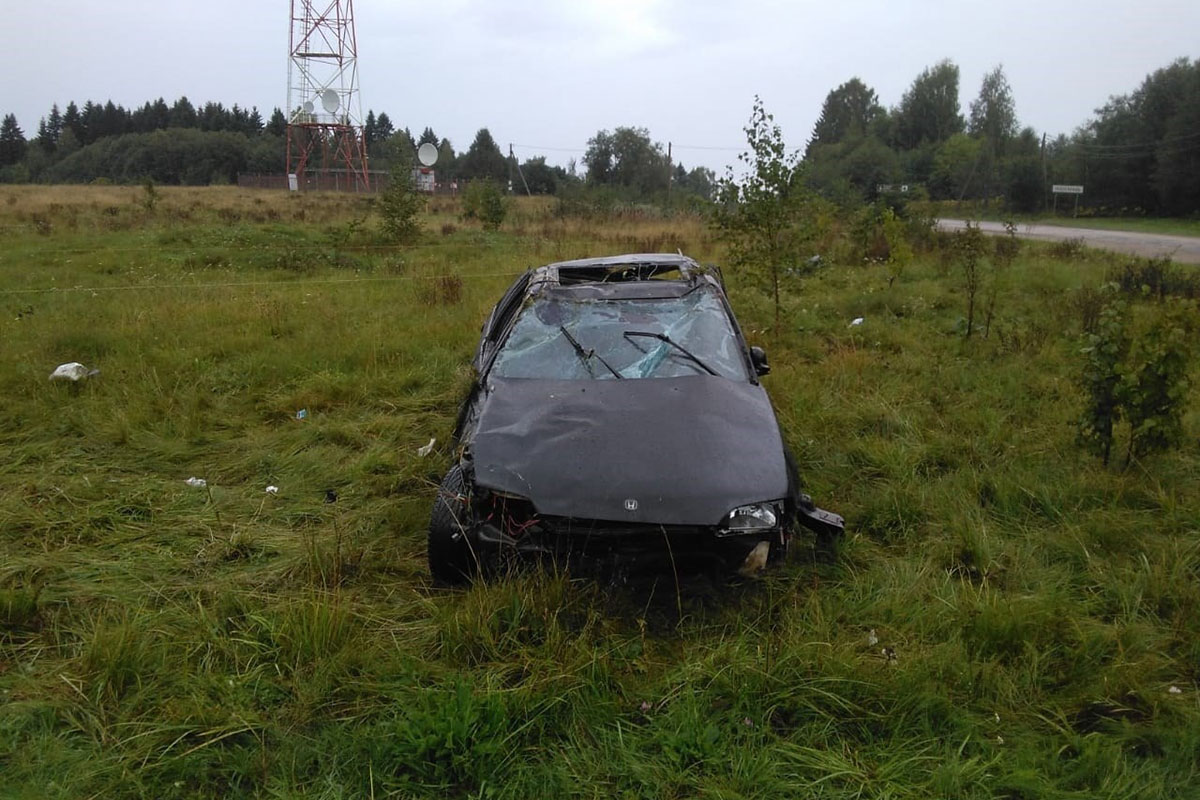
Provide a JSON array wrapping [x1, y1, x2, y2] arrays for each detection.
[[265, 485, 279, 495], [1168, 685, 1183, 695], [867, 629, 879, 646], [738, 541, 770, 578], [184, 477, 207, 488], [417, 437, 436, 457], [849, 317, 864, 327], [49, 362, 100, 382]]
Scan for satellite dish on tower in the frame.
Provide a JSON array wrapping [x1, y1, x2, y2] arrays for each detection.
[[320, 89, 340, 114], [417, 142, 438, 167], [302, 100, 314, 114]]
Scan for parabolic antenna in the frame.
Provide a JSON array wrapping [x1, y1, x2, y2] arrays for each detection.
[[302, 100, 314, 114], [320, 89, 340, 114], [417, 142, 438, 167]]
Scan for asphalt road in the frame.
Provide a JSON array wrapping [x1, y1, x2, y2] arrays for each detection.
[[937, 219, 1200, 264]]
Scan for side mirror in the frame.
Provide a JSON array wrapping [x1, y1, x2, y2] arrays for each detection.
[[750, 346, 770, 377]]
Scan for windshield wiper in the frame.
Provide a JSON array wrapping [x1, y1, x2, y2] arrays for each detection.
[[623, 331, 718, 376], [560, 325, 624, 379]]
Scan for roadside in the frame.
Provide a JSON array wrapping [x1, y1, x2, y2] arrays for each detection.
[[937, 218, 1200, 264], [1011, 216, 1200, 238]]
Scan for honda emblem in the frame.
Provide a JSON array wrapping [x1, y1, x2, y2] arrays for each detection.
[[624, 498, 638, 512]]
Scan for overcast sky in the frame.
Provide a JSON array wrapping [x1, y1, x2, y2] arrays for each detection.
[[4, 0, 1198, 173]]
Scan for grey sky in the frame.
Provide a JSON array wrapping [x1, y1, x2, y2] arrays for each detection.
[[5, 0, 1198, 173]]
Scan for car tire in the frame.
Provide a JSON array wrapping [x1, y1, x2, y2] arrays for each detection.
[[428, 464, 478, 585]]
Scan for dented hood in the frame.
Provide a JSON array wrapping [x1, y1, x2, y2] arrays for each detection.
[[470, 376, 790, 526]]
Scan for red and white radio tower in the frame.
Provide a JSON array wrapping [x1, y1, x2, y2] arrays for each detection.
[[286, 0, 369, 190]]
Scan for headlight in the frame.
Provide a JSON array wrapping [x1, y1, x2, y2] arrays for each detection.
[[718, 503, 779, 536]]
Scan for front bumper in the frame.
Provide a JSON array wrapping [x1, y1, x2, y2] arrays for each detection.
[[468, 514, 786, 576]]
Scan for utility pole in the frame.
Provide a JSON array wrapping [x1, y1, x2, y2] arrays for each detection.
[[1041, 132, 1048, 212], [666, 141, 672, 206], [510, 144, 531, 196]]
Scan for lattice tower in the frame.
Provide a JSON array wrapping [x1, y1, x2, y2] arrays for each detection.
[[286, 0, 369, 189]]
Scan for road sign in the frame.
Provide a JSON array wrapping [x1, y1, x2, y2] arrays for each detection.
[[1052, 184, 1084, 195]]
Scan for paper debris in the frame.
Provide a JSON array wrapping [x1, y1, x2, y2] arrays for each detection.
[[849, 317, 864, 327], [295, 408, 308, 421], [265, 485, 279, 495], [417, 437, 436, 457], [184, 477, 207, 488], [50, 362, 100, 382], [867, 629, 879, 646]]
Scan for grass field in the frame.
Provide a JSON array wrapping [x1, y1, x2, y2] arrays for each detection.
[[1, 186, 1198, 799], [920, 200, 1200, 239]]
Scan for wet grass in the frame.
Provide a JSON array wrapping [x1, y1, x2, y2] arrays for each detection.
[[921, 200, 1200, 239], [0, 186, 1198, 798]]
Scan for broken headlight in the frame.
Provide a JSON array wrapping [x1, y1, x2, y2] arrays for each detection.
[[717, 503, 779, 536]]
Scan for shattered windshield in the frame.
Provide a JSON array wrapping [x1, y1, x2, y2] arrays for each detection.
[[491, 287, 749, 381]]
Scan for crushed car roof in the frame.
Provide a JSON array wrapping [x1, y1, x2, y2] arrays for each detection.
[[527, 253, 720, 300]]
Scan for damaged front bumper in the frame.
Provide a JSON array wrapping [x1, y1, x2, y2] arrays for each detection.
[[470, 516, 785, 576], [461, 484, 843, 578]]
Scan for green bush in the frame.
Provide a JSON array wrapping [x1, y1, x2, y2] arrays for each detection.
[[1077, 287, 1129, 466], [1123, 303, 1193, 459], [462, 180, 507, 231], [377, 169, 424, 244], [1077, 288, 1193, 465]]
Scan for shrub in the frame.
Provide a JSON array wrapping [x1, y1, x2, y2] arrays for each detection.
[[377, 170, 424, 244], [1048, 237, 1087, 261], [712, 96, 829, 330], [1077, 290, 1193, 466], [953, 221, 987, 338], [1107, 257, 1200, 301], [1077, 288, 1128, 466], [462, 180, 507, 230], [1122, 304, 1193, 460]]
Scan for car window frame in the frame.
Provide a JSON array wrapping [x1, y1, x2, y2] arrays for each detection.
[[474, 270, 531, 373]]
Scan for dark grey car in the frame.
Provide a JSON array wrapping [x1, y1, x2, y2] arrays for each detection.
[[428, 253, 842, 583]]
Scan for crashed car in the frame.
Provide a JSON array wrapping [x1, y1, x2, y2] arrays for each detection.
[[428, 253, 842, 583]]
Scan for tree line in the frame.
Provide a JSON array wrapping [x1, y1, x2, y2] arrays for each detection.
[[0, 97, 579, 191], [803, 56, 1200, 216], [1, 55, 1196, 214]]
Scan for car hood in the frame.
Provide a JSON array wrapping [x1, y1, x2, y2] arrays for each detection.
[[470, 376, 791, 526]]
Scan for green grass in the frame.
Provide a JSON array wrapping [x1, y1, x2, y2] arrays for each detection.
[[1, 187, 1198, 798], [1026, 216, 1200, 238], [921, 200, 1200, 238]]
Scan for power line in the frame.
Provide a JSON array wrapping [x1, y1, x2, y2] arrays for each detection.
[[1080, 142, 1200, 160], [0, 270, 527, 297], [671, 144, 743, 152], [510, 143, 585, 154], [0, 237, 572, 258], [1074, 129, 1200, 152]]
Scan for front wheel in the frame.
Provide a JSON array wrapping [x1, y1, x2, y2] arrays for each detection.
[[428, 464, 479, 585]]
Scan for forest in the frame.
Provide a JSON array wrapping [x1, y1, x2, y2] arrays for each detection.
[[0, 56, 1197, 216]]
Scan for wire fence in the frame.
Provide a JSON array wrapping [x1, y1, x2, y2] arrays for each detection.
[[236, 171, 468, 195]]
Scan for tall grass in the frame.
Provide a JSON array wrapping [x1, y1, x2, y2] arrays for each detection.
[[0, 186, 1197, 798]]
